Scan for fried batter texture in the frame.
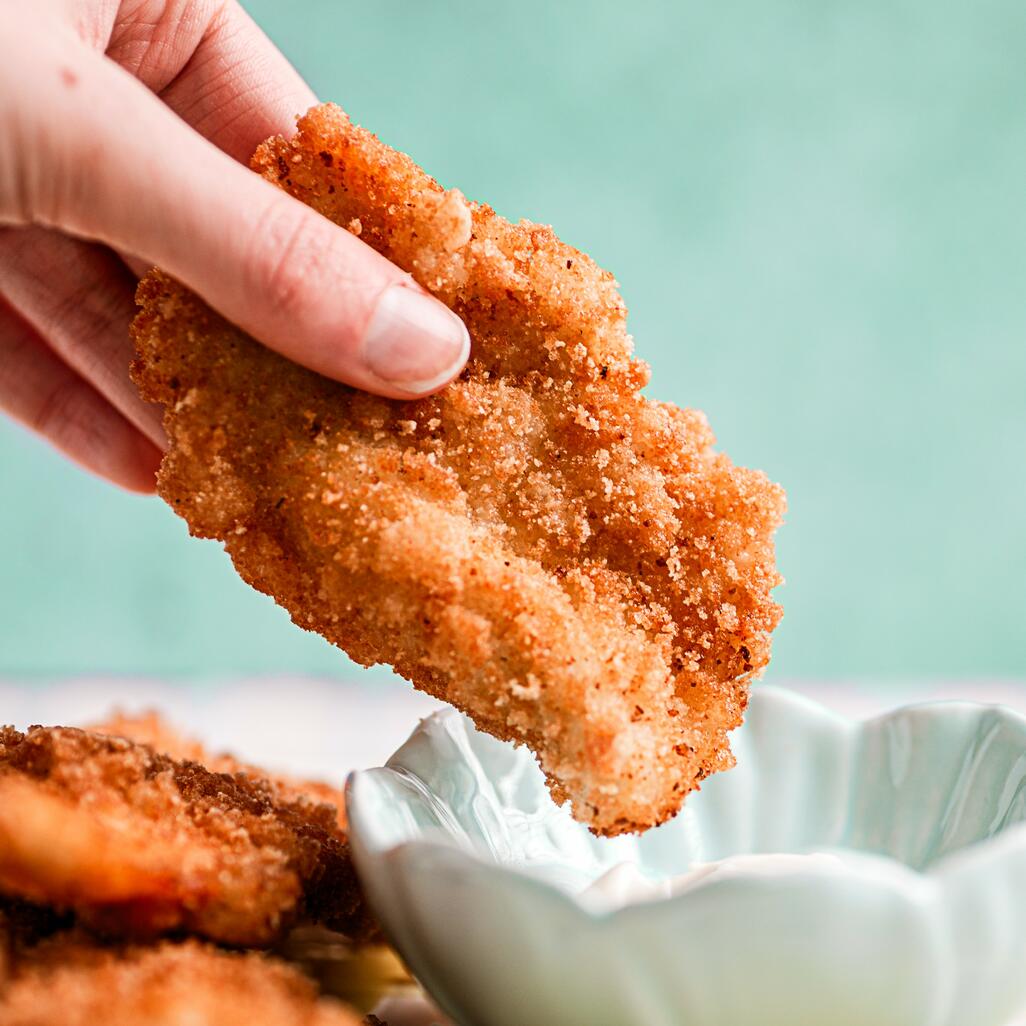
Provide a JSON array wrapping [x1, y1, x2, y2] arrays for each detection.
[[132, 103, 785, 836], [89, 711, 348, 831], [0, 933, 361, 1026], [0, 726, 365, 945]]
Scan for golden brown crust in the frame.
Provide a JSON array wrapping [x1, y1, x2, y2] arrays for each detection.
[[0, 934, 362, 1026], [89, 711, 348, 832], [131, 102, 785, 835], [0, 725, 365, 945]]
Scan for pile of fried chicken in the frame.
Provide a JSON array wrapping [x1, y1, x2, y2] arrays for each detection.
[[0, 712, 395, 1025]]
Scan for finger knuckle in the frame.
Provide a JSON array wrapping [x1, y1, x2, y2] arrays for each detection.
[[248, 201, 329, 324], [31, 376, 94, 450], [0, 110, 46, 227], [0, 128, 94, 232]]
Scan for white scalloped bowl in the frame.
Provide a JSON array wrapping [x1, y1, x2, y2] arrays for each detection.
[[346, 687, 1026, 1026]]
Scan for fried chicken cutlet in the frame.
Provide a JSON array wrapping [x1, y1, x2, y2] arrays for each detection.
[[0, 932, 362, 1026], [89, 711, 348, 832], [0, 725, 365, 945], [132, 103, 785, 836]]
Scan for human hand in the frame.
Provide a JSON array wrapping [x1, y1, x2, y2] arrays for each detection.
[[0, 0, 470, 492]]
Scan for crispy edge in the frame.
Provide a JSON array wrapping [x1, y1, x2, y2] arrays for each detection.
[[0, 934, 362, 1026], [0, 726, 366, 944]]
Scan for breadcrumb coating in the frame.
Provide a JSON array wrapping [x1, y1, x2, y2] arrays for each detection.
[[89, 711, 348, 832], [131, 103, 785, 835], [0, 725, 365, 945], [0, 933, 361, 1026]]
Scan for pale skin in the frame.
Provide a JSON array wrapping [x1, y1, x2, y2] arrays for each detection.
[[0, 0, 471, 492]]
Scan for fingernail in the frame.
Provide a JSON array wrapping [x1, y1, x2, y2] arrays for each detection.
[[362, 284, 470, 394]]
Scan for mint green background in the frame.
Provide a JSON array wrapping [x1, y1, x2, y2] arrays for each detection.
[[2, 0, 1025, 681]]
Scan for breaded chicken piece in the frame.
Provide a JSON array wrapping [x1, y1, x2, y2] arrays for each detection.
[[0, 726, 365, 945], [0, 899, 71, 961], [0, 932, 362, 1026], [89, 712, 348, 831], [132, 103, 785, 836]]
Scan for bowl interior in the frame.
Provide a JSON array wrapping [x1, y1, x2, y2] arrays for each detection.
[[352, 686, 1026, 887]]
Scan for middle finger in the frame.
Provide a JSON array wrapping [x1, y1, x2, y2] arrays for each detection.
[[0, 225, 166, 448]]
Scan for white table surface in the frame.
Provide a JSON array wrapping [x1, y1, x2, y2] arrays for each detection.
[[5, 676, 1025, 784]]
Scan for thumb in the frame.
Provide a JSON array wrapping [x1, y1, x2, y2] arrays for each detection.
[[2, 19, 469, 398]]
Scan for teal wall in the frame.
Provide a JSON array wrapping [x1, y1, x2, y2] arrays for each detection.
[[3, 0, 1025, 680]]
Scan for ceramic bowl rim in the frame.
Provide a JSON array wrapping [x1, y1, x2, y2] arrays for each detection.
[[346, 686, 1026, 920]]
